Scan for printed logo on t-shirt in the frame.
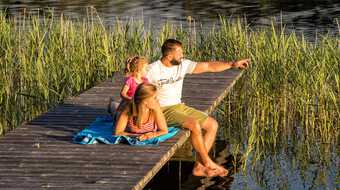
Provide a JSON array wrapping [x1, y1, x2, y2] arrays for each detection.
[[156, 76, 183, 87]]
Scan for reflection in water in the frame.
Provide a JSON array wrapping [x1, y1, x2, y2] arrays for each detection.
[[147, 123, 338, 189], [225, 127, 338, 189], [145, 147, 243, 190], [213, 91, 339, 189], [1, 0, 340, 37]]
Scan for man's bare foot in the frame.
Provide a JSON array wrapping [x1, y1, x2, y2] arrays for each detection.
[[192, 163, 220, 177], [195, 161, 229, 177], [211, 163, 229, 177]]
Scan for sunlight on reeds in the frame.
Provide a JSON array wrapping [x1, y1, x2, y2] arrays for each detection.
[[0, 12, 338, 182], [214, 17, 339, 187]]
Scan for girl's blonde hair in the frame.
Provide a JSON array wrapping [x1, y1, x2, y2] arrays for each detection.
[[128, 83, 157, 128], [124, 56, 148, 75]]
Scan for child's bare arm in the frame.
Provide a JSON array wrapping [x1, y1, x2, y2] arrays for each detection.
[[114, 108, 137, 136], [138, 103, 168, 141], [120, 85, 132, 100], [153, 108, 168, 136]]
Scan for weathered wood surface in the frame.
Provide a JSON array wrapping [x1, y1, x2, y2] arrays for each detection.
[[0, 69, 242, 190]]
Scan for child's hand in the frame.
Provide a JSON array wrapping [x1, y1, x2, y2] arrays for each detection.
[[137, 132, 154, 141]]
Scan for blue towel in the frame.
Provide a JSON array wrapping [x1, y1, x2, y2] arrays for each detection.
[[73, 115, 180, 145]]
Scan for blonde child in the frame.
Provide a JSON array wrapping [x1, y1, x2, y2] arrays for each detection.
[[120, 56, 149, 100], [115, 83, 168, 141], [108, 56, 149, 121]]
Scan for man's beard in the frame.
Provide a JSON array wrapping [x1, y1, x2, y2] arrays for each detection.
[[170, 59, 181, 65]]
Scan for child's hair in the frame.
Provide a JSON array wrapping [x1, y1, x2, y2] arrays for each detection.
[[125, 56, 148, 75], [128, 83, 157, 128]]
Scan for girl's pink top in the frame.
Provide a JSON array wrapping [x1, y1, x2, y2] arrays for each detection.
[[126, 114, 157, 134], [125, 76, 149, 98]]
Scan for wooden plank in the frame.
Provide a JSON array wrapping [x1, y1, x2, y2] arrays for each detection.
[[0, 69, 242, 190]]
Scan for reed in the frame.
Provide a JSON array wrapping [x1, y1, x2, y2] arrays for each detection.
[[0, 10, 155, 134], [214, 18, 339, 180], [0, 12, 338, 172]]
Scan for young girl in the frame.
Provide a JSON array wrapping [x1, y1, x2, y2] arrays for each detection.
[[114, 83, 168, 141], [121, 56, 149, 100], [109, 56, 149, 120]]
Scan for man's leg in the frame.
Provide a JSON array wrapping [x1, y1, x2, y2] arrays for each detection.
[[192, 116, 228, 176], [201, 117, 219, 152], [161, 104, 227, 176], [182, 118, 221, 177], [179, 105, 220, 154]]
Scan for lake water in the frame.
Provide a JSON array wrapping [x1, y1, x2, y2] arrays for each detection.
[[1, 1, 338, 190], [145, 131, 338, 190], [1, 0, 340, 38]]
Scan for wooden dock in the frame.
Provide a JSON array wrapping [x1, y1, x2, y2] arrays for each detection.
[[0, 69, 242, 190]]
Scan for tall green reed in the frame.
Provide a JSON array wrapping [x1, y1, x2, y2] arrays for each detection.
[[0, 11, 339, 175], [0, 10, 158, 134], [214, 18, 339, 173]]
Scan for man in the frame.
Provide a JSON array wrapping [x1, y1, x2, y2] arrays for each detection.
[[146, 39, 250, 177]]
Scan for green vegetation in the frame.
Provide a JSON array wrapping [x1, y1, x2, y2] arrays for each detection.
[[0, 9, 338, 188], [214, 18, 339, 188], [215, 17, 339, 156], [0, 11, 156, 134], [0, 12, 338, 183]]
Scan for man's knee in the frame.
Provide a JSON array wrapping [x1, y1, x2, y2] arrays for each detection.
[[202, 117, 218, 132], [182, 118, 201, 134]]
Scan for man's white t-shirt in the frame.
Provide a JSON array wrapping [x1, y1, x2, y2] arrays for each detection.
[[146, 59, 197, 107]]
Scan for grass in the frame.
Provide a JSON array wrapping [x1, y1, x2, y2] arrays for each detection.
[[0, 10, 339, 177], [0, 10, 156, 134], [213, 17, 339, 188]]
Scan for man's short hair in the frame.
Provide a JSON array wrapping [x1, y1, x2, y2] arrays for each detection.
[[161, 39, 182, 56]]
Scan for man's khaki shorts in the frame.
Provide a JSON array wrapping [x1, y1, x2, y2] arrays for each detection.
[[161, 103, 209, 126]]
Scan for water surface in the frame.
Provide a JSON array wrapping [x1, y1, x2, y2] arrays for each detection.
[[1, 0, 340, 37]]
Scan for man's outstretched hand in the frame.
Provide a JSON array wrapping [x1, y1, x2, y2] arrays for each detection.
[[233, 59, 251, 69]]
